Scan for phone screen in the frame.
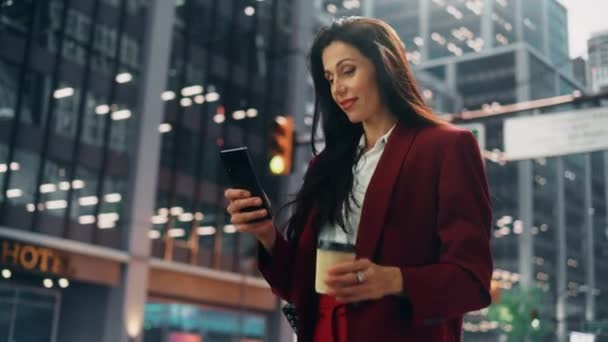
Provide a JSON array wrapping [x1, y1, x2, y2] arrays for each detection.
[[219, 147, 272, 220]]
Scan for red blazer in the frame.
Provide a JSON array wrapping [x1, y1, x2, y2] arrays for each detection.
[[259, 123, 493, 341]]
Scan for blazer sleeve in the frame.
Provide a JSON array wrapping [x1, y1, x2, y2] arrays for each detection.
[[257, 157, 318, 303], [400, 129, 493, 326], [257, 228, 296, 303]]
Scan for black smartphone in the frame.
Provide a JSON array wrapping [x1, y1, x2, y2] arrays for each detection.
[[219, 147, 272, 221]]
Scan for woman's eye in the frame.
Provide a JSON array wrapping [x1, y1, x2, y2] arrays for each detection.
[[344, 68, 355, 76]]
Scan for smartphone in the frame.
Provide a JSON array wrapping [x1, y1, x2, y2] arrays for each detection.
[[219, 147, 272, 221]]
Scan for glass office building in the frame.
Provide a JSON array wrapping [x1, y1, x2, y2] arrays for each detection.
[[588, 30, 608, 94], [368, 0, 581, 110], [455, 93, 608, 341], [0, 0, 295, 341]]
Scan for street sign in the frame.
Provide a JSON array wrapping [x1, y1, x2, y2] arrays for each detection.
[[570, 331, 596, 342], [504, 107, 608, 160], [456, 123, 486, 152]]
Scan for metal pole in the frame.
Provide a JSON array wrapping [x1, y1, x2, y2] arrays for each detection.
[[583, 153, 595, 322], [541, 0, 550, 57], [517, 160, 534, 289], [50, 291, 62, 342], [481, 0, 494, 51], [515, 47, 533, 290], [514, 0, 524, 43], [7, 288, 18, 342], [556, 156, 567, 342], [362, 0, 374, 17], [418, 0, 429, 61], [102, 0, 175, 341]]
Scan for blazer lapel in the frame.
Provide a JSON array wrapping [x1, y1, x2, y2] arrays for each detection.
[[355, 123, 419, 260]]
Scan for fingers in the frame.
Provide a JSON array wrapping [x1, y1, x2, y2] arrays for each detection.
[[234, 219, 273, 234], [231, 208, 268, 224], [327, 258, 372, 276], [325, 271, 360, 288], [226, 196, 263, 215], [330, 285, 368, 302], [329, 278, 383, 303], [325, 259, 384, 303], [224, 188, 251, 201]]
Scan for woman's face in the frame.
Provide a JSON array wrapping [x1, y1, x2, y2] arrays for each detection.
[[322, 41, 386, 124]]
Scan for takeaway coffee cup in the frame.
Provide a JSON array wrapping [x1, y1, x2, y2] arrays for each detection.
[[315, 241, 356, 294]]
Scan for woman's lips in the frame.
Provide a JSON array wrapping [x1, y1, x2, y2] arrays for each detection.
[[339, 98, 357, 111]]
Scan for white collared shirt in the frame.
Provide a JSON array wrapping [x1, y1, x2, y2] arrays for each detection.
[[318, 124, 396, 245]]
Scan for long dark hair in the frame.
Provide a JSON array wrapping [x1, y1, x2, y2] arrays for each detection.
[[284, 17, 444, 244]]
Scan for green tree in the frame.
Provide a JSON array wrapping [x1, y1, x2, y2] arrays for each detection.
[[488, 285, 553, 341]]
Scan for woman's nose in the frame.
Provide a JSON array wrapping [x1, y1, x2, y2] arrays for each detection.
[[333, 80, 346, 97]]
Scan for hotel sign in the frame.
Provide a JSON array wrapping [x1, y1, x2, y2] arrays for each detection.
[[1, 239, 67, 274]]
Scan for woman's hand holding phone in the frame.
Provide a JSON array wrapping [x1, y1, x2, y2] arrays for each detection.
[[225, 188, 276, 253]]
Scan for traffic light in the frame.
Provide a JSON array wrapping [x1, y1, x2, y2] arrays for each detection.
[[490, 279, 502, 304], [270, 115, 294, 175], [530, 308, 540, 330]]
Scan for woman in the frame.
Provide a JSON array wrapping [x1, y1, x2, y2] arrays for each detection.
[[225, 17, 492, 341]]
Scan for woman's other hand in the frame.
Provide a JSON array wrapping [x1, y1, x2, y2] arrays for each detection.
[[225, 188, 276, 252], [324, 258, 405, 303]]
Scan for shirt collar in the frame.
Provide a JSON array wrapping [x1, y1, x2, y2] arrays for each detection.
[[358, 124, 397, 150]]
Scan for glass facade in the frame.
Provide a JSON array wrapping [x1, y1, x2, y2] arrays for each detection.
[[0, 0, 150, 249], [492, 0, 515, 47], [588, 31, 608, 93], [367, 0, 577, 115], [419, 48, 581, 111], [529, 53, 557, 100], [372, 0, 574, 66], [547, 0, 571, 76], [521, 0, 543, 53], [148, 0, 295, 276], [0, 283, 60, 342], [592, 149, 608, 322], [372, 0, 420, 63], [428, 0, 483, 60], [456, 51, 516, 109], [1, 1, 294, 340], [325, 0, 479, 67], [0, 0, 294, 272]]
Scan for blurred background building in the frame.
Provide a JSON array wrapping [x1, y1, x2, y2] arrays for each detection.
[[0, 0, 295, 341], [588, 29, 608, 94], [372, 0, 583, 109], [1, 0, 608, 341], [572, 56, 589, 91]]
